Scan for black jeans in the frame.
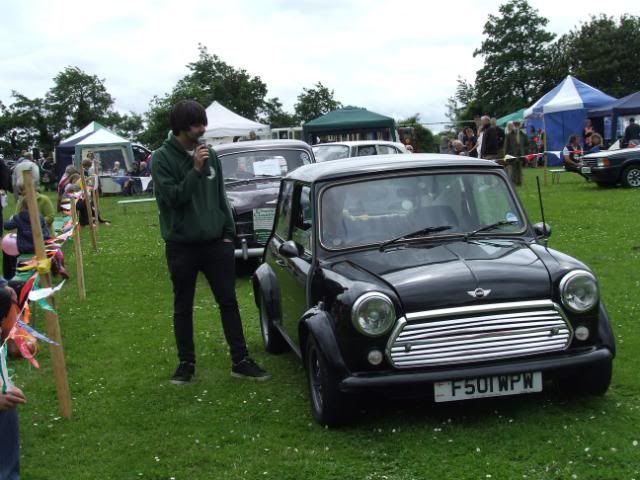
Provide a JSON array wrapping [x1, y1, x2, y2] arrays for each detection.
[[0, 409, 20, 479], [165, 239, 248, 365]]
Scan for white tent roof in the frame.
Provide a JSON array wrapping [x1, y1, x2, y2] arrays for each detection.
[[203, 101, 269, 138], [60, 121, 103, 145], [76, 128, 130, 146]]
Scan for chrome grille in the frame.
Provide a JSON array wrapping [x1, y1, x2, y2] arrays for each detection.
[[387, 300, 572, 368], [582, 158, 598, 168]]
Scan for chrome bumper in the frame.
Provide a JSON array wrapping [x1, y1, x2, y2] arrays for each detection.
[[234, 238, 264, 260]]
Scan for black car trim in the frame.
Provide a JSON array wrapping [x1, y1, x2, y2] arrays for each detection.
[[338, 347, 612, 391]]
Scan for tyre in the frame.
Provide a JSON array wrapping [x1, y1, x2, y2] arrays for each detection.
[[561, 358, 612, 396], [259, 295, 289, 354], [305, 334, 354, 427], [621, 165, 640, 188]]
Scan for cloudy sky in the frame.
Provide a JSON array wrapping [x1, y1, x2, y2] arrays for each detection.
[[1, 0, 636, 126]]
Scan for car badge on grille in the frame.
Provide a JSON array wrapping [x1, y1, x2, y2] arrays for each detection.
[[467, 288, 491, 299]]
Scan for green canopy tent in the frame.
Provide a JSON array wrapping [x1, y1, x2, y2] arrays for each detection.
[[496, 109, 525, 129], [303, 107, 397, 144]]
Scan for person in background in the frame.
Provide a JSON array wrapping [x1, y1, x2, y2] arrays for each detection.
[[248, 130, 257, 141], [588, 133, 603, 153], [503, 120, 528, 186], [583, 119, 594, 148], [0, 281, 24, 480], [562, 134, 584, 176], [622, 117, 640, 147], [11, 154, 39, 201], [491, 117, 505, 156], [463, 127, 477, 158], [481, 116, 501, 160], [451, 140, 467, 155]]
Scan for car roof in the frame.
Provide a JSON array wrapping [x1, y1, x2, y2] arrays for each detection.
[[213, 139, 312, 155], [287, 154, 502, 183], [312, 140, 404, 148]]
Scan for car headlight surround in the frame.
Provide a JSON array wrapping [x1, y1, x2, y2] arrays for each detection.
[[352, 292, 396, 336], [559, 270, 599, 313]]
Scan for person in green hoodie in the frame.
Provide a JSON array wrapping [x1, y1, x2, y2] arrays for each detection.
[[152, 100, 270, 384]]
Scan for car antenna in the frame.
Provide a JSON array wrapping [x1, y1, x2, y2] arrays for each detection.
[[536, 176, 548, 246]]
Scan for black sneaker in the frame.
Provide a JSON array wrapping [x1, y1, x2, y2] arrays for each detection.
[[171, 361, 195, 384], [231, 357, 271, 381]]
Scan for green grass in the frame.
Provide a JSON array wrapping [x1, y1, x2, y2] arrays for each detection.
[[10, 170, 640, 479]]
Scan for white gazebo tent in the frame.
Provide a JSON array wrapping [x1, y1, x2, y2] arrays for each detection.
[[203, 101, 270, 143]]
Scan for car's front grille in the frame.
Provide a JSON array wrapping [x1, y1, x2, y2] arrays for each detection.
[[387, 300, 572, 368], [582, 158, 598, 168]]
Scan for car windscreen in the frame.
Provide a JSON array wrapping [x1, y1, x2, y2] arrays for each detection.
[[320, 172, 525, 249], [312, 145, 350, 162], [219, 149, 311, 180]]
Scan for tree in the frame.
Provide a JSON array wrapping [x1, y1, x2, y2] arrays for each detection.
[[141, 45, 269, 148], [446, 78, 482, 130], [398, 114, 437, 153], [552, 15, 640, 98], [259, 97, 296, 128], [473, 0, 555, 117], [105, 111, 145, 142], [294, 82, 342, 123], [45, 66, 115, 137]]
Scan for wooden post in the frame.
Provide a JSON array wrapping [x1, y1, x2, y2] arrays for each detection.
[[78, 166, 97, 251], [22, 170, 72, 418], [70, 198, 86, 301]]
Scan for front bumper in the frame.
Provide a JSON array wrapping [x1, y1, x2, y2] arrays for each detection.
[[339, 347, 612, 392], [584, 166, 621, 184], [234, 238, 265, 260]]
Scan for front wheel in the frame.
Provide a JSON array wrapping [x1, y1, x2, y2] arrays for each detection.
[[305, 335, 354, 427], [622, 165, 640, 188]]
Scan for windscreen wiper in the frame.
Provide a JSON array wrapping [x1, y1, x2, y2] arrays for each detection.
[[379, 225, 453, 251], [464, 220, 518, 241]]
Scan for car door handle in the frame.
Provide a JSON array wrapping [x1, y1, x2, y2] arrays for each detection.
[[275, 259, 287, 267]]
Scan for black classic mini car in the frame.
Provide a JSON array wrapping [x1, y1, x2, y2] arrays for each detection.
[[581, 145, 640, 187], [252, 155, 615, 426], [213, 140, 314, 259]]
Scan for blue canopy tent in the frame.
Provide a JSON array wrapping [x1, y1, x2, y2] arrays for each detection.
[[524, 76, 616, 165], [589, 91, 640, 141]]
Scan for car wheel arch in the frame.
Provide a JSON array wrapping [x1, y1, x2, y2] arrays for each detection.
[[253, 263, 281, 320], [299, 308, 349, 378]]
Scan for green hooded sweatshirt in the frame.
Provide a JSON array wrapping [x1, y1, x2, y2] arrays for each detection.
[[152, 135, 235, 243]]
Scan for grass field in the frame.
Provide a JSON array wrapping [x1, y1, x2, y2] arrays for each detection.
[[9, 169, 640, 479]]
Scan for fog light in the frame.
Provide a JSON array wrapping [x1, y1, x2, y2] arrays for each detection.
[[575, 326, 590, 341], [367, 349, 384, 365]]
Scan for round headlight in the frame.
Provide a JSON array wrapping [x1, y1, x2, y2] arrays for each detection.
[[559, 270, 599, 313], [352, 292, 396, 336]]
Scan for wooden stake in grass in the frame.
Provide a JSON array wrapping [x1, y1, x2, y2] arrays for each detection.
[[70, 198, 86, 301], [78, 166, 97, 251], [22, 170, 73, 418]]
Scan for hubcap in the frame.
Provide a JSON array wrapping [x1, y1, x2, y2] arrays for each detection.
[[308, 348, 323, 412], [627, 168, 640, 187]]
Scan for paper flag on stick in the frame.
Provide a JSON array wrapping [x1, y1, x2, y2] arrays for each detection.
[[16, 320, 58, 345], [28, 281, 66, 302]]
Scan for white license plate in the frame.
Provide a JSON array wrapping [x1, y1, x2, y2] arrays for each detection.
[[581, 166, 592, 174], [434, 372, 542, 402]]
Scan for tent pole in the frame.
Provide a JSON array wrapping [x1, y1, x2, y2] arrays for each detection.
[[543, 115, 548, 186]]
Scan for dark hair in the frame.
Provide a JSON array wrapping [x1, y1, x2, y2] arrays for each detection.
[[170, 100, 208, 135], [630, 117, 636, 123], [568, 134, 579, 144]]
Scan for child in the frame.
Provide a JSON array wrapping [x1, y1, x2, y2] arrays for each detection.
[[4, 201, 69, 280]]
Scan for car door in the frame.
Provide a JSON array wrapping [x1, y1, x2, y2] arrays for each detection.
[[269, 182, 313, 346]]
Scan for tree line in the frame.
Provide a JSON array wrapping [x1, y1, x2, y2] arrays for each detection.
[[448, 0, 640, 126], [0, 44, 343, 156]]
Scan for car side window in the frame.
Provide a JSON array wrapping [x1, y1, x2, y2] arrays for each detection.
[[377, 145, 398, 155], [356, 146, 377, 156], [291, 185, 312, 254], [274, 181, 294, 240]]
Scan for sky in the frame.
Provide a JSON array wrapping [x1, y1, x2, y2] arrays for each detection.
[[1, 0, 637, 128]]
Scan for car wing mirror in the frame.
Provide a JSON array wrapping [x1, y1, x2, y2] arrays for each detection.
[[533, 222, 552, 238], [279, 240, 303, 258]]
